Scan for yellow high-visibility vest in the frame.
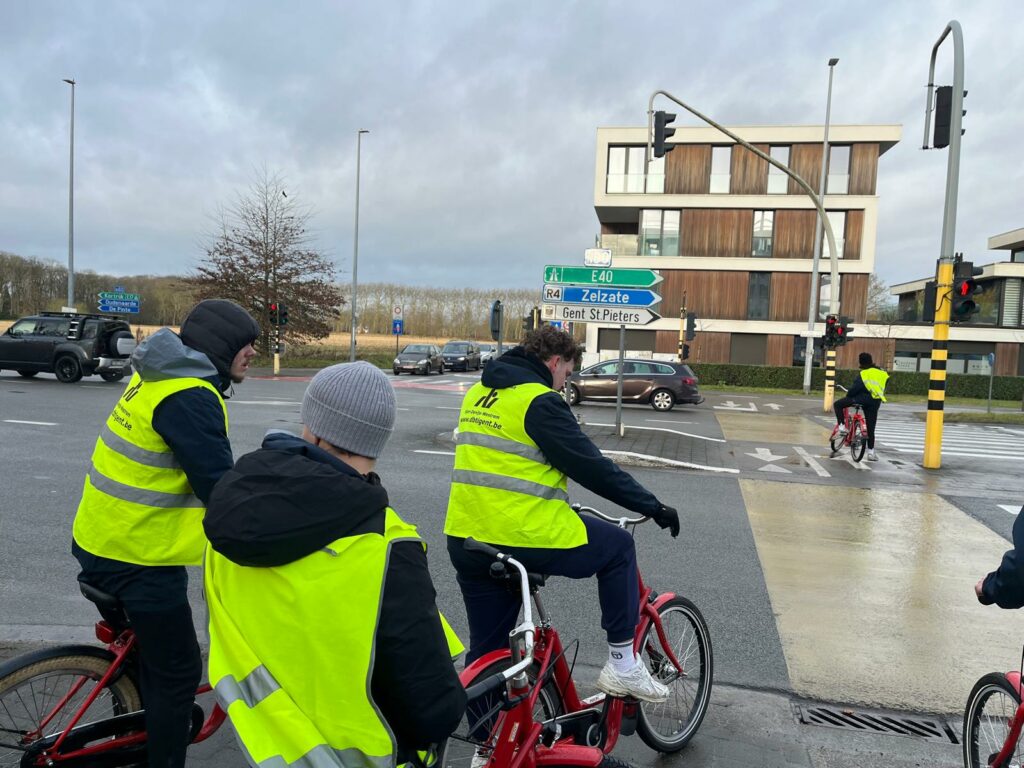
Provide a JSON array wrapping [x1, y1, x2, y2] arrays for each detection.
[[861, 368, 889, 402], [445, 381, 586, 549], [73, 372, 227, 566], [206, 507, 463, 768]]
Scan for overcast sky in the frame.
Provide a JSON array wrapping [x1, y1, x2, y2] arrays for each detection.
[[1, 1, 1021, 292]]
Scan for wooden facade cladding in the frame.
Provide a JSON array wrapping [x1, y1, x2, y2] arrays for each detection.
[[769, 272, 811, 321], [661, 270, 749, 319], [730, 144, 769, 195], [665, 145, 711, 194], [840, 273, 868, 323], [787, 143, 823, 194], [844, 210, 864, 260], [773, 210, 817, 258], [766, 335, 794, 366], [849, 144, 879, 195], [836, 338, 895, 369], [656, 330, 732, 364], [680, 209, 753, 258], [995, 343, 1020, 377]]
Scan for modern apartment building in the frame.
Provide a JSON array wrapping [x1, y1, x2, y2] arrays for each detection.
[[585, 124, 902, 368]]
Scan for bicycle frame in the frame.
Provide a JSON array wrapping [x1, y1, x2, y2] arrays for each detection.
[[986, 671, 1024, 768], [17, 618, 226, 765]]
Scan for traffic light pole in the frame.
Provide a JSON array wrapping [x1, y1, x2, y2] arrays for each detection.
[[677, 292, 686, 363], [273, 312, 281, 376], [921, 20, 965, 470], [647, 90, 840, 410]]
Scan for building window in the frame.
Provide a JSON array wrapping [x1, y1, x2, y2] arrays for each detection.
[[1011, 248, 1024, 263], [747, 273, 770, 320], [646, 156, 665, 194], [818, 274, 841, 319], [767, 146, 790, 194], [752, 211, 774, 257], [826, 145, 850, 194], [710, 146, 731, 193], [821, 211, 846, 259], [607, 146, 646, 193], [639, 210, 680, 256]]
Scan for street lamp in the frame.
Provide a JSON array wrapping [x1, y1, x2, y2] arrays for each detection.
[[349, 129, 369, 362], [63, 78, 76, 310], [802, 58, 839, 395]]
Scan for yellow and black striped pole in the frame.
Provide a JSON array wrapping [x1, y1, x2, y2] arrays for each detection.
[[923, 260, 953, 469], [823, 348, 837, 411]]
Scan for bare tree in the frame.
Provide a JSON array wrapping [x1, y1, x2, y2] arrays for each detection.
[[867, 273, 895, 321], [189, 171, 342, 352]]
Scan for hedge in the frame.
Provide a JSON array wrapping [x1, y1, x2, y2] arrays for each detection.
[[690, 362, 1024, 400]]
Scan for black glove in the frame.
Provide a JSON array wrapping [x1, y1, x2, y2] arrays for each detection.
[[652, 504, 679, 538]]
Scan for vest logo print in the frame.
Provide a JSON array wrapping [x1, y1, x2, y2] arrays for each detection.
[[474, 389, 499, 409], [123, 380, 143, 402]]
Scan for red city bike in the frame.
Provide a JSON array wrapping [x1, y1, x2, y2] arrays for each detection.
[[962, 662, 1024, 768], [0, 580, 226, 767], [443, 505, 713, 768], [828, 384, 870, 463]]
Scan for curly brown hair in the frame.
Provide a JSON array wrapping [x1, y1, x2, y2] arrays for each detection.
[[521, 326, 584, 366]]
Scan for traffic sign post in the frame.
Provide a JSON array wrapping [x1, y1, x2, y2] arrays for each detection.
[[543, 265, 662, 288], [392, 317, 404, 355]]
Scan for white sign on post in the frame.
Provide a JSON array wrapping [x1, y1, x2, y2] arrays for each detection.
[[584, 248, 613, 268], [392, 305, 403, 321]]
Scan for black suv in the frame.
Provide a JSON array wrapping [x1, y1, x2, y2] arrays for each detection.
[[441, 341, 482, 372], [0, 312, 136, 383]]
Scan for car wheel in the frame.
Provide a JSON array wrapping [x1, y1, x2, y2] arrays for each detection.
[[650, 389, 675, 412], [54, 355, 84, 383], [16, 370, 38, 378], [392, 368, 401, 376], [567, 384, 581, 406], [100, 370, 125, 382]]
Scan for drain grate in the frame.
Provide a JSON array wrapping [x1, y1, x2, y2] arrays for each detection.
[[793, 704, 958, 744]]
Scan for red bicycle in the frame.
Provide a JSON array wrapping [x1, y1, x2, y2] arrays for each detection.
[[962, 665, 1024, 767], [442, 505, 713, 768], [0, 580, 226, 767], [829, 385, 869, 463]]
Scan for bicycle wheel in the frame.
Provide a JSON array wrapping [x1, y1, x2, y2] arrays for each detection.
[[637, 596, 713, 752], [829, 426, 846, 455], [441, 656, 564, 768], [849, 420, 867, 463], [0, 652, 142, 768], [963, 672, 1023, 768]]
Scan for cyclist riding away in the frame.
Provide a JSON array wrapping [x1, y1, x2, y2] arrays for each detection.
[[445, 326, 680, 703], [70, 298, 259, 768], [834, 351, 888, 462], [976, 507, 1024, 608], [204, 361, 466, 768]]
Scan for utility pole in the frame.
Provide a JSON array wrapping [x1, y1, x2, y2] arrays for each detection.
[[350, 129, 369, 362], [921, 20, 966, 470], [63, 78, 76, 310], [677, 291, 687, 363]]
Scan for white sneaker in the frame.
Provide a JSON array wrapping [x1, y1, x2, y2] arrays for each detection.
[[837, 424, 848, 436], [867, 450, 879, 462], [596, 660, 670, 703], [470, 752, 489, 768]]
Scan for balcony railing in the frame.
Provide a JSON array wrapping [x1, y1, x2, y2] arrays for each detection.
[[599, 234, 639, 256]]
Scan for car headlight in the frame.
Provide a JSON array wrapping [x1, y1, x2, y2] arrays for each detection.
[[418, 359, 428, 364], [394, 358, 401, 364], [458, 356, 466, 361]]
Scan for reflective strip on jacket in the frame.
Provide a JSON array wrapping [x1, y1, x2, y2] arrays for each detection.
[[73, 372, 227, 566], [206, 507, 463, 768], [861, 368, 889, 402], [444, 381, 587, 549]]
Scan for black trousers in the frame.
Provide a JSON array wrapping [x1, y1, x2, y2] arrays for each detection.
[[72, 541, 202, 768], [834, 397, 880, 450]]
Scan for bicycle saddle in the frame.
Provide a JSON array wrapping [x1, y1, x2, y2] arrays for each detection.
[[78, 578, 130, 629], [489, 561, 547, 590]]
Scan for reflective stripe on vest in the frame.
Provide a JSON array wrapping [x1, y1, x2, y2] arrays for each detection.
[[444, 381, 587, 549], [861, 368, 889, 402], [73, 372, 227, 566], [206, 507, 462, 768]]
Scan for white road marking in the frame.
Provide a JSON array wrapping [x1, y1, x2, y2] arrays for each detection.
[[793, 446, 831, 477], [413, 450, 456, 456], [645, 419, 696, 425], [999, 504, 1020, 515], [4, 420, 58, 426], [713, 400, 757, 412], [599, 450, 739, 474], [746, 448, 787, 462], [435, 406, 461, 410], [764, 403, 783, 410], [589, 422, 726, 443], [758, 464, 791, 474]]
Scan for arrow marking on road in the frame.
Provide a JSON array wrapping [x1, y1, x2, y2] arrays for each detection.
[[758, 464, 792, 474], [714, 400, 757, 412], [999, 504, 1020, 516], [764, 403, 782, 411], [793, 446, 831, 478], [746, 448, 787, 462]]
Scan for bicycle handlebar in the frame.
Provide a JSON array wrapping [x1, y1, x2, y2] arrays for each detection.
[[572, 503, 650, 527], [836, 384, 848, 392]]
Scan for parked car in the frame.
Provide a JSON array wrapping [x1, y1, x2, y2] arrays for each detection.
[[478, 343, 498, 364], [393, 343, 443, 375], [566, 359, 703, 412], [441, 341, 482, 371], [0, 312, 135, 383]]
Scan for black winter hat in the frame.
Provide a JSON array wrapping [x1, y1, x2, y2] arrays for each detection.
[[180, 299, 260, 383]]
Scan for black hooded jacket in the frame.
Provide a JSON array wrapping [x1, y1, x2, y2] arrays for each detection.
[[204, 431, 466, 757], [981, 509, 1024, 609], [477, 348, 661, 515]]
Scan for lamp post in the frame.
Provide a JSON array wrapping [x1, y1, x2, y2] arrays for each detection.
[[63, 78, 76, 310], [349, 129, 369, 362], [802, 58, 839, 396]]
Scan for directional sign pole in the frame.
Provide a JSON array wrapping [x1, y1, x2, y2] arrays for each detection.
[[615, 325, 626, 437]]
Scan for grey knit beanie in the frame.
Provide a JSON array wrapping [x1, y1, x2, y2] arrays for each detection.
[[300, 361, 396, 458]]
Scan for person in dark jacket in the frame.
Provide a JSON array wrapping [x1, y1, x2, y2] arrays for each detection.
[[446, 326, 679, 702], [834, 352, 887, 462], [204, 361, 466, 767], [71, 298, 259, 768], [977, 511, 1024, 608]]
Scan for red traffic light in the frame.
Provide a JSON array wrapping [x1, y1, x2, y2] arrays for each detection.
[[269, 303, 278, 310]]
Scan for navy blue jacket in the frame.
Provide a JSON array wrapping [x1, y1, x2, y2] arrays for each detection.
[[981, 509, 1024, 609], [480, 348, 661, 516]]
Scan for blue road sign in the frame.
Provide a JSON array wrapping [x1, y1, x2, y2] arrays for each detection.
[[392, 319, 404, 335], [99, 301, 140, 314], [542, 284, 660, 308]]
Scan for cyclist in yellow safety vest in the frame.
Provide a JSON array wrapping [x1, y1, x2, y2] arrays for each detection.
[[445, 326, 680, 703], [204, 361, 466, 768], [834, 351, 889, 462], [71, 298, 259, 768]]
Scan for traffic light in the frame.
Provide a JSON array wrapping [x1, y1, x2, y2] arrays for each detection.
[[489, 300, 503, 341], [653, 111, 677, 159], [682, 343, 690, 360], [933, 85, 967, 149], [922, 280, 937, 323], [823, 314, 849, 348], [951, 260, 984, 322], [835, 316, 852, 346], [279, 304, 289, 326], [522, 314, 534, 333], [269, 303, 279, 324], [685, 311, 696, 341]]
